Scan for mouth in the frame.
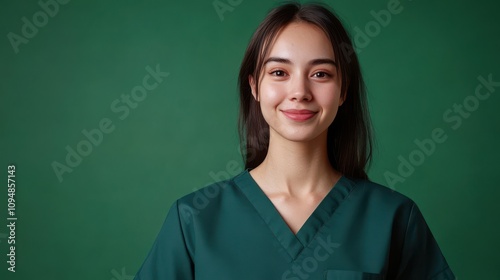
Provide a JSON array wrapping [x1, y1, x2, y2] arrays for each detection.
[[281, 109, 318, 121]]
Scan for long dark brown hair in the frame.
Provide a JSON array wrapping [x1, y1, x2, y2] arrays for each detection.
[[237, 2, 374, 180]]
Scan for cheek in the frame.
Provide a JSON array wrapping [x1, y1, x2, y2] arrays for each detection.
[[259, 83, 284, 109], [317, 94, 339, 109], [314, 85, 342, 108]]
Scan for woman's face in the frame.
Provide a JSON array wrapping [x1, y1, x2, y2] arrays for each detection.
[[249, 22, 344, 143]]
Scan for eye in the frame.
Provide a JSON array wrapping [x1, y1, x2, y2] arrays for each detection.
[[270, 70, 287, 77], [312, 71, 331, 78]]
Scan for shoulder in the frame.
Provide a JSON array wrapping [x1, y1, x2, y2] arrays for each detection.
[[173, 170, 244, 220], [355, 177, 412, 200], [344, 176, 416, 213], [341, 177, 428, 242]]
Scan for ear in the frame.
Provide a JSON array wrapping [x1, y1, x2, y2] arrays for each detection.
[[249, 75, 258, 102]]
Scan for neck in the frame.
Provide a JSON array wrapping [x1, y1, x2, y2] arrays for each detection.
[[252, 129, 341, 196]]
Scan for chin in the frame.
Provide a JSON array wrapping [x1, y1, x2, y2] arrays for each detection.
[[273, 128, 326, 143]]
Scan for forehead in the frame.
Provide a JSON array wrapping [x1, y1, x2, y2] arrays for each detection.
[[266, 21, 335, 60]]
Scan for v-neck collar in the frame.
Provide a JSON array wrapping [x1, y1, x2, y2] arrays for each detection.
[[234, 168, 355, 261]]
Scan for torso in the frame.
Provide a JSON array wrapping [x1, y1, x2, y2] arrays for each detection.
[[268, 193, 326, 234], [249, 169, 341, 235]]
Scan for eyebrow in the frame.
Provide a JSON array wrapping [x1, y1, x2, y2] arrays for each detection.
[[263, 57, 337, 67]]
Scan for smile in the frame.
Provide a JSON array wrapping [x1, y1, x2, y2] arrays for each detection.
[[281, 110, 317, 121]]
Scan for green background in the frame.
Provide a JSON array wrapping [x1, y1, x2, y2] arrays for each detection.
[[1, 0, 499, 279]]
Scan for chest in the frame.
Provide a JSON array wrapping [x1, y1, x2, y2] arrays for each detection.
[[267, 194, 325, 234]]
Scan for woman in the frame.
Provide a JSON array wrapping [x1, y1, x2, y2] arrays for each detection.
[[134, 3, 455, 279]]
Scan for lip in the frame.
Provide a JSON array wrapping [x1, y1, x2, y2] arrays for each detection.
[[281, 109, 317, 121]]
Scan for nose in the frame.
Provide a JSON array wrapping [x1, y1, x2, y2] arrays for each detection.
[[289, 75, 312, 101]]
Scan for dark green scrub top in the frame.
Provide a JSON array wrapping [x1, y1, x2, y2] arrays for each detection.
[[134, 169, 455, 280]]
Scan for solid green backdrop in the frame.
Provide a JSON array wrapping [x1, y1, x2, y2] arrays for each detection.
[[1, 0, 499, 279]]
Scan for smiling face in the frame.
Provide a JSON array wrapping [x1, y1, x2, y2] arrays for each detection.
[[249, 21, 345, 143]]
